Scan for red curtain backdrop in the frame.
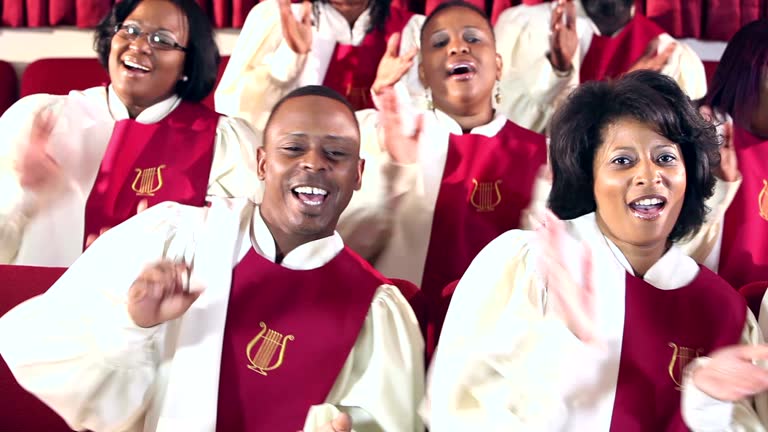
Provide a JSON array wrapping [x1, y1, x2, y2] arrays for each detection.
[[1, 0, 766, 41]]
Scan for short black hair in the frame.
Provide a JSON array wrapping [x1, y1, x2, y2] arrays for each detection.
[[548, 70, 720, 243], [94, 0, 220, 102], [420, 1, 494, 43], [263, 85, 360, 142], [312, 0, 391, 33]]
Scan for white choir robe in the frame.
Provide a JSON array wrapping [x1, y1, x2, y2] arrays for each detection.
[[495, 0, 707, 133], [424, 212, 768, 432], [214, 0, 426, 131], [345, 106, 549, 285], [0, 198, 425, 432], [0, 86, 261, 267]]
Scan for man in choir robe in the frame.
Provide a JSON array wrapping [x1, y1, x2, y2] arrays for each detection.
[[0, 85, 424, 432], [0, 0, 259, 266], [214, 0, 426, 132], [425, 71, 768, 431], [495, 0, 707, 133]]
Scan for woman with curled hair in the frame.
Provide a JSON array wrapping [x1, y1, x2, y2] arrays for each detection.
[[426, 70, 768, 431], [214, 0, 425, 131], [0, 0, 259, 266]]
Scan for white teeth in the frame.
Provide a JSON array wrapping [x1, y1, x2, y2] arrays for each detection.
[[301, 199, 322, 206], [293, 186, 328, 196], [635, 198, 663, 206], [123, 59, 150, 71]]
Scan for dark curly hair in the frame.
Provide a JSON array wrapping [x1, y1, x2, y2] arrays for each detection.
[[93, 0, 220, 102], [312, 0, 391, 33], [548, 70, 720, 243]]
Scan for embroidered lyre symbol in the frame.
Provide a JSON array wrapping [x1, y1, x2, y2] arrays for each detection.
[[246, 321, 294, 376], [131, 165, 166, 196], [758, 179, 768, 221], [668, 342, 702, 390], [470, 179, 502, 212]]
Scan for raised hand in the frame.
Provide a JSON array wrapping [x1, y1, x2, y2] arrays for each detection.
[[371, 33, 419, 95], [692, 345, 768, 401], [700, 105, 739, 182], [300, 413, 352, 432], [537, 210, 598, 344], [547, 0, 578, 73], [378, 88, 423, 164], [279, 0, 313, 55], [16, 107, 62, 191], [627, 38, 676, 73], [127, 260, 202, 328]]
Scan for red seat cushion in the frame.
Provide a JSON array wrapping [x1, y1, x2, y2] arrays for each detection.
[[0, 60, 19, 115], [20, 58, 109, 97], [0, 265, 74, 431]]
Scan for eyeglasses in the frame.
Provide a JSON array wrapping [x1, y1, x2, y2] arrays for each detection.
[[114, 23, 187, 52]]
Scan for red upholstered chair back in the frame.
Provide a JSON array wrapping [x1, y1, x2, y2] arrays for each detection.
[[0, 60, 19, 116], [20, 58, 110, 97], [0, 265, 74, 431], [738, 281, 768, 321]]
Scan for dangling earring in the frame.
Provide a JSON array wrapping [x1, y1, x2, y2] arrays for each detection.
[[425, 87, 434, 110], [494, 81, 502, 105]]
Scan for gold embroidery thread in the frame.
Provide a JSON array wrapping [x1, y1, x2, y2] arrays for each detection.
[[668, 342, 702, 390], [131, 165, 166, 196], [246, 321, 294, 376], [470, 179, 502, 212], [758, 179, 768, 221]]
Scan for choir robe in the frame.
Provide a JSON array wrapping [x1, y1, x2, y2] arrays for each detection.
[[214, 0, 426, 132], [425, 212, 768, 432], [0, 198, 425, 432], [0, 86, 260, 267], [495, 0, 706, 133]]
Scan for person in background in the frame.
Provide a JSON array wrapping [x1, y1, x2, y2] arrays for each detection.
[[495, 0, 706, 133], [0, 0, 259, 266], [0, 85, 424, 432]]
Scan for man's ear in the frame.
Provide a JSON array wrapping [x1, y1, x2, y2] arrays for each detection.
[[354, 158, 365, 191], [256, 146, 267, 181]]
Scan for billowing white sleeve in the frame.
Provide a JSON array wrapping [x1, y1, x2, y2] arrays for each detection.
[[214, 0, 305, 129], [0, 94, 65, 264], [658, 34, 707, 101], [495, 5, 579, 133], [206, 115, 262, 201], [302, 284, 425, 432], [0, 203, 193, 431], [425, 230, 605, 431], [682, 310, 768, 431], [399, 14, 428, 109], [337, 109, 420, 260]]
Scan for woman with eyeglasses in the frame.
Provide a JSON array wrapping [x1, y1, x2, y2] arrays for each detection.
[[0, 0, 259, 266]]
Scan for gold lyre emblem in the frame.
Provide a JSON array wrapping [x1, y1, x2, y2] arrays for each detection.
[[246, 321, 295, 376], [668, 342, 702, 390], [758, 179, 768, 221], [131, 165, 166, 196], [469, 179, 502, 212]]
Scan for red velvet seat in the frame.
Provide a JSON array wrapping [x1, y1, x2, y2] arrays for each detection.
[[0, 60, 19, 115], [20, 58, 110, 97], [0, 264, 74, 431], [738, 281, 768, 321]]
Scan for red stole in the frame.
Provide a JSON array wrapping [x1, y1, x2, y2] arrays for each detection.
[[609, 267, 745, 431], [420, 120, 546, 344], [216, 246, 385, 431], [580, 14, 665, 83], [322, 7, 413, 110], [83, 101, 219, 248], [720, 126, 768, 289]]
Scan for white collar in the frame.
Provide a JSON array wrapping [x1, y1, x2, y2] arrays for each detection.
[[107, 85, 181, 123], [574, 0, 636, 37], [571, 213, 699, 290], [250, 206, 344, 270], [431, 108, 508, 136], [316, 2, 372, 45]]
